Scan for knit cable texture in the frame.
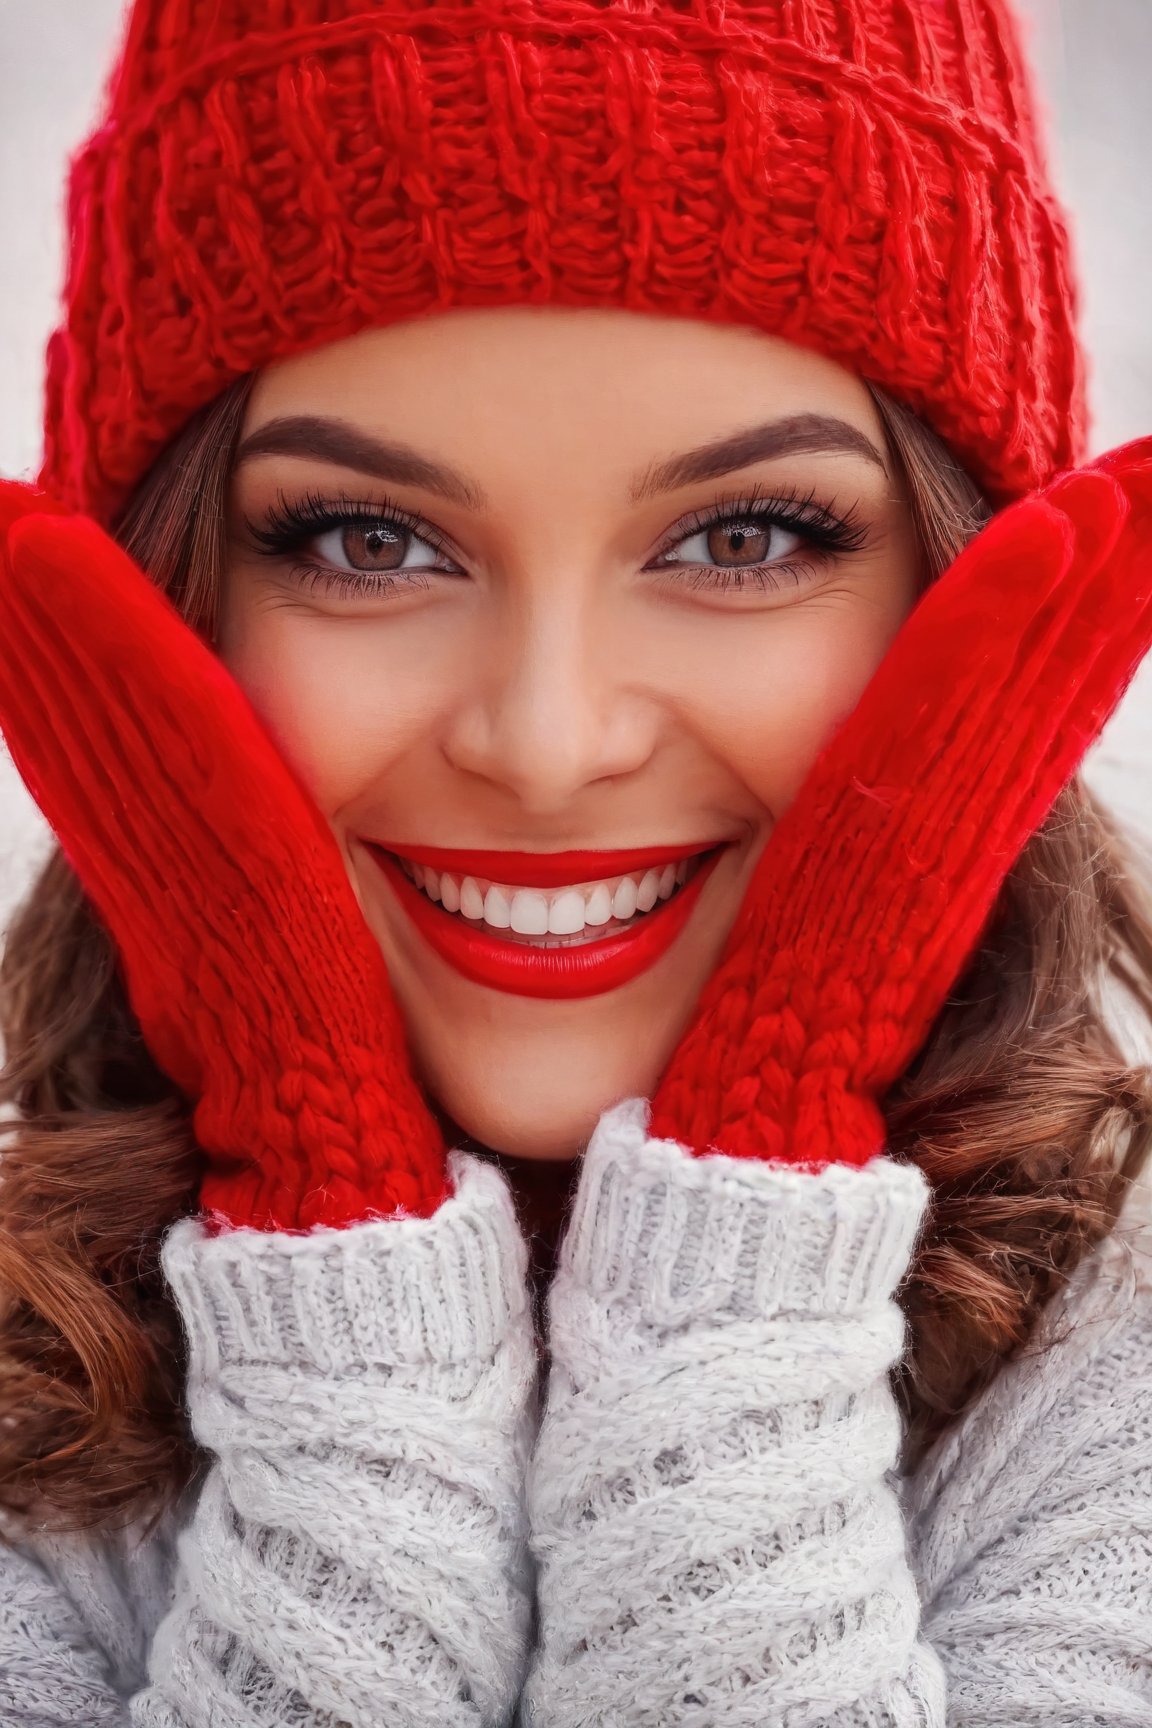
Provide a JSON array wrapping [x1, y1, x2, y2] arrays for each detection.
[[0, 1148, 537, 1726], [42, 0, 1082, 523], [0, 489, 449, 1231], [522, 1098, 943, 1725], [904, 1174, 1152, 1723], [651, 446, 1152, 1170], [1, 1103, 1150, 1720], [521, 1098, 1152, 1725]]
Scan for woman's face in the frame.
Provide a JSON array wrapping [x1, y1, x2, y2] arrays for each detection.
[[218, 308, 921, 1158]]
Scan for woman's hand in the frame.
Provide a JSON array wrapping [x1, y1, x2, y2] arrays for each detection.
[[651, 439, 1152, 1169], [0, 480, 447, 1230], [0, 482, 538, 1725], [523, 441, 1152, 1726]]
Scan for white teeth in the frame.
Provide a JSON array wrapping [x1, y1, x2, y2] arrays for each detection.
[[612, 876, 639, 921], [440, 872, 461, 914], [395, 850, 710, 939], [548, 888, 588, 935], [635, 867, 661, 913], [510, 888, 550, 935], [484, 884, 512, 928], [584, 882, 613, 926], [460, 876, 486, 921]]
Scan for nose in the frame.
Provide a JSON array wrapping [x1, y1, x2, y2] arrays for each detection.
[[440, 585, 660, 814]]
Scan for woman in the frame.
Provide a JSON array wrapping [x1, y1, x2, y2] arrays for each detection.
[[1, 0, 1151, 1722]]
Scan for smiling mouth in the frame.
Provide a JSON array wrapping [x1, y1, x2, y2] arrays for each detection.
[[388, 851, 708, 947], [363, 841, 728, 999]]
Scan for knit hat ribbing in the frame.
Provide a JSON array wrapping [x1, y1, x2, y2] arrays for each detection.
[[40, 0, 1086, 525]]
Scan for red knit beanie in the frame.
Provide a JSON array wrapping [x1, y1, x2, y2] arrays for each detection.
[[40, 0, 1086, 526]]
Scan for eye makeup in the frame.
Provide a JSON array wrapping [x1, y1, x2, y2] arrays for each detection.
[[241, 489, 461, 601], [650, 482, 870, 594], [237, 479, 873, 601]]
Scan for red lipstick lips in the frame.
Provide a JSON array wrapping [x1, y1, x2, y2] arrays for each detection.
[[364, 841, 725, 1000], [377, 841, 719, 888]]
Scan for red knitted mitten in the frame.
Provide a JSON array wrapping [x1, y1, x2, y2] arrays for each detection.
[[0, 482, 448, 1231], [650, 440, 1152, 1170]]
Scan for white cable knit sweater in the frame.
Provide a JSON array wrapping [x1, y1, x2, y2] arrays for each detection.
[[1, 1100, 1150, 1725], [522, 1102, 1152, 1725], [0, 1147, 539, 1726]]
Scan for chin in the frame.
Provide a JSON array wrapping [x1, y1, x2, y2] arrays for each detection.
[[417, 1043, 666, 1162], [426, 1081, 604, 1160], [395, 952, 696, 1159]]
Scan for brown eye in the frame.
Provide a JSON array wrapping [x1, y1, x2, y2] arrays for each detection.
[[665, 517, 804, 570], [310, 520, 448, 575], [706, 522, 779, 565], [339, 524, 408, 571]]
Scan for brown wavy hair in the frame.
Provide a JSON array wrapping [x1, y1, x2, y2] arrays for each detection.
[[2, 375, 1152, 1534]]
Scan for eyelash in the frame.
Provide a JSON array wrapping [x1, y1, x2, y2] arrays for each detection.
[[243, 483, 870, 600]]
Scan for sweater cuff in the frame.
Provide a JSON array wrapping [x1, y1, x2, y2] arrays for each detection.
[[160, 1148, 530, 1378], [562, 1098, 931, 1323]]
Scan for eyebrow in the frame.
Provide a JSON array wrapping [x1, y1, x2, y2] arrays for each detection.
[[630, 412, 889, 500], [233, 410, 888, 510], [234, 416, 486, 508]]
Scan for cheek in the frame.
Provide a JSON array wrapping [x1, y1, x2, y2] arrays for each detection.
[[671, 595, 910, 816], [216, 605, 454, 808]]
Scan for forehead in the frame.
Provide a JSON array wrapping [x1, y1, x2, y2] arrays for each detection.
[[242, 307, 885, 480]]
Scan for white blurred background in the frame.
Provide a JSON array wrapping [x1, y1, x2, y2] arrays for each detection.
[[1, 1, 1150, 940]]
